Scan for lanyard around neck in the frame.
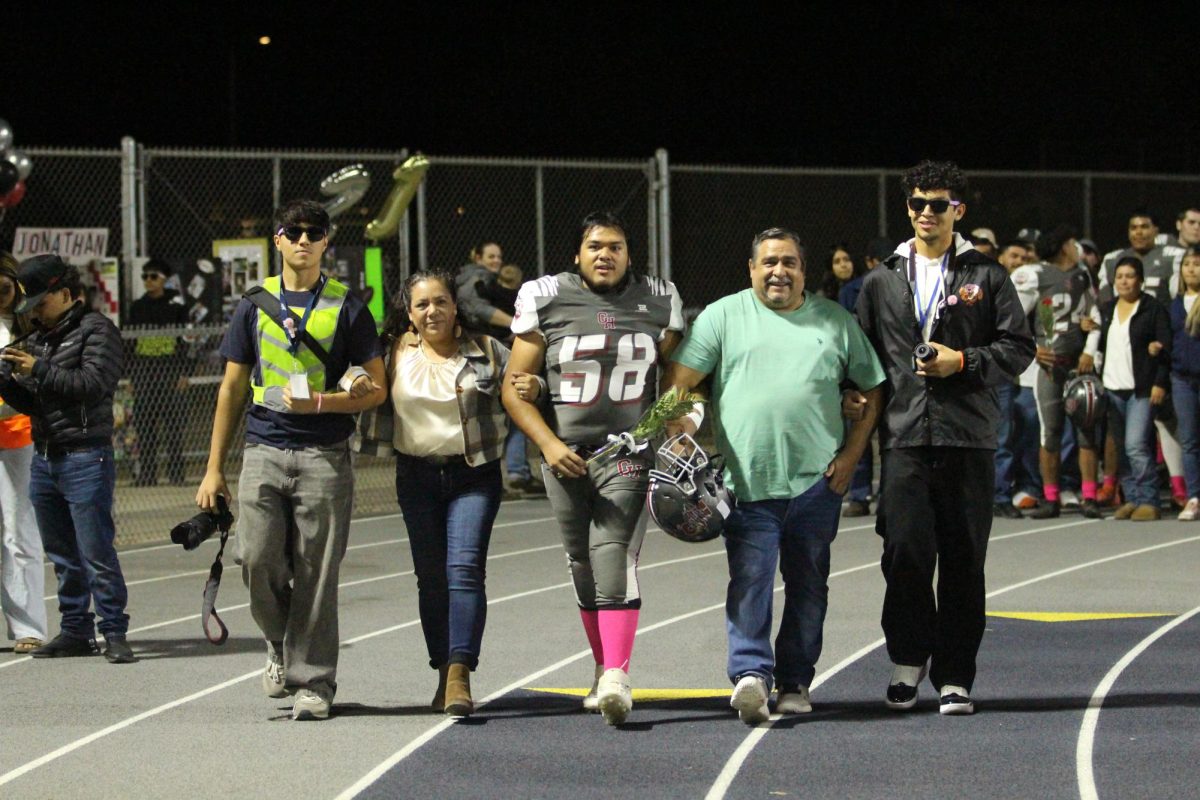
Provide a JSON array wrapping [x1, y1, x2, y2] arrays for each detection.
[[910, 244, 951, 333], [278, 273, 327, 356]]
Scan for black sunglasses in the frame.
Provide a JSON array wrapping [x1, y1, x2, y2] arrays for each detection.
[[142, 272, 164, 280], [278, 225, 327, 243], [908, 196, 962, 214]]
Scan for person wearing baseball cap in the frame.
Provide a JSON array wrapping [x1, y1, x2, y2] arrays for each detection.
[[0, 254, 133, 663]]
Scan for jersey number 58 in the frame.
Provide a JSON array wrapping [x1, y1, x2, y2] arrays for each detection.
[[558, 333, 656, 406]]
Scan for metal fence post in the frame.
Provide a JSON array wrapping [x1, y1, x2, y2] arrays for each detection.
[[120, 136, 139, 306], [1082, 173, 1093, 240], [535, 165, 546, 275], [656, 148, 671, 282], [877, 172, 889, 238], [645, 158, 658, 278], [271, 157, 281, 212], [136, 142, 148, 260], [416, 180, 428, 273]]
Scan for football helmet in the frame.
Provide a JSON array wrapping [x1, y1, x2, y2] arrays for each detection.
[[1063, 372, 1106, 431], [647, 434, 736, 543]]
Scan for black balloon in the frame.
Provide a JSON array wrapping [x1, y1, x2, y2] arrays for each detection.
[[0, 160, 17, 195]]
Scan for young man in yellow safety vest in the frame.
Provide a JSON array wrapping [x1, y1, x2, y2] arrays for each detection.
[[196, 199, 385, 720]]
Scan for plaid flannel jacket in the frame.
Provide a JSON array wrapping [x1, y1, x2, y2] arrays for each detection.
[[353, 334, 510, 467]]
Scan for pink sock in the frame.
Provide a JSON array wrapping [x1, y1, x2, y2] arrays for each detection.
[[1082, 481, 1097, 501], [579, 609, 603, 665], [1044, 484, 1060, 502], [1103, 475, 1116, 490], [1172, 476, 1187, 497], [597, 608, 639, 673]]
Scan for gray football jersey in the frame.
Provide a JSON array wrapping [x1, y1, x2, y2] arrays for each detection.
[[1011, 262, 1096, 356], [1099, 244, 1184, 304], [512, 272, 684, 447]]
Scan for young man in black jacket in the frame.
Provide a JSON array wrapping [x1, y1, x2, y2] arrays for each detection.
[[0, 254, 134, 663], [852, 161, 1035, 715]]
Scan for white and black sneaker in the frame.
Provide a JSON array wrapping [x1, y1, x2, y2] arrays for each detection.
[[731, 674, 770, 724], [939, 684, 975, 716], [885, 660, 929, 711]]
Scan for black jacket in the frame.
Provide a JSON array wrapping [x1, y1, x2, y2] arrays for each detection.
[[1097, 294, 1171, 397], [0, 303, 124, 450], [855, 238, 1035, 450]]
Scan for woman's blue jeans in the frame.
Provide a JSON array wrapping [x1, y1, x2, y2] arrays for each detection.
[[395, 454, 502, 670]]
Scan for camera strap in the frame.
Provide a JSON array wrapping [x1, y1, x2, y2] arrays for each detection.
[[201, 519, 233, 646]]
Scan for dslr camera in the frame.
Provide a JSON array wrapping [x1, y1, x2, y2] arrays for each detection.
[[171, 496, 234, 550]]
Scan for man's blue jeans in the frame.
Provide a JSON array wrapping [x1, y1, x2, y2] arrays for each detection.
[[395, 454, 502, 670], [29, 446, 128, 638], [723, 478, 842, 691], [1108, 391, 1159, 506]]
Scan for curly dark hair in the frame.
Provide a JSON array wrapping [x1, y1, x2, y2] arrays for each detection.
[[900, 160, 968, 201], [1035, 224, 1078, 262]]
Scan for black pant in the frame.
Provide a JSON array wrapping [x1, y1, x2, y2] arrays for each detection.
[[879, 446, 993, 691]]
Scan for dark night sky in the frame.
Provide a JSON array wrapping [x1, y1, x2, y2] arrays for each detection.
[[4, 3, 1197, 172]]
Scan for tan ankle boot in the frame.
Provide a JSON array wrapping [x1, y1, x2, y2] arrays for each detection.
[[431, 664, 450, 712], [444, 663, 473, 717]]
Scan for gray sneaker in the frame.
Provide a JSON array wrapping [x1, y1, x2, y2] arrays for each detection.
[[263, 650, 287, 698], [775, 685, 812, 714], [292, 686, 332, 720]]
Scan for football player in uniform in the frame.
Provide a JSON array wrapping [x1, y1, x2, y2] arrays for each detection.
[[502, 211, 685, 725], [1010, 225, 1103, 518]]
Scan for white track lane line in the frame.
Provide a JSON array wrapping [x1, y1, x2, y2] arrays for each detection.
[[38, 500, 539, 568], [334, 519, 1087, 798], [703, 532, 1200, 800], [0, 542, 730, 786], [38, 515, 558, 600], [0, 519, 1067, 784], [1076, 603, 1200, 800]]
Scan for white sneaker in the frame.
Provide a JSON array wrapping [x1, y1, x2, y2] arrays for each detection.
[[1012, 490, 1037, 510], [292, 686, 332, 720], [939, 684, 974, 716], [596, 667, 632, 725], [262, 650, 287, 698], [775, 685, 812, 714], [1178, 497, 1199, 521], [582, 662, 604, 713], [731, 675, 770, 724], [1060, 489, 1081, 510]]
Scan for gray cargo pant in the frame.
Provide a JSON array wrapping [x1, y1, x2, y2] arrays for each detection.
[[238, 441, 353, 695]]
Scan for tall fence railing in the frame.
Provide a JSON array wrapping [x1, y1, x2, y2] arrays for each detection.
[[1, 142, 1198, 544]]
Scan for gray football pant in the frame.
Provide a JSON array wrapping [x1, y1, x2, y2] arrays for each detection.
[[238, 442, 353, 694], [541, 452, 650, 609]]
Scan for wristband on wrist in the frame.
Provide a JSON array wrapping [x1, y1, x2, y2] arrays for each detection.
[[316, 393, 323, 414], [683, 401, 705, 430], [958, 350, 965, 373]]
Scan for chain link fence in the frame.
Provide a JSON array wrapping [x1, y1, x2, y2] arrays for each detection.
[[416, 156, 656, 279], [2, 144, 1198, 546]]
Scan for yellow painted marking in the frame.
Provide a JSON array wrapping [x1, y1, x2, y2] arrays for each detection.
[[527, 688, 732, 700], [988, 612, 1175, 622]]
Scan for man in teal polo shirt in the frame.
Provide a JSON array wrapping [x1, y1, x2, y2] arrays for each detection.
[[665, 227, 884, 724]]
